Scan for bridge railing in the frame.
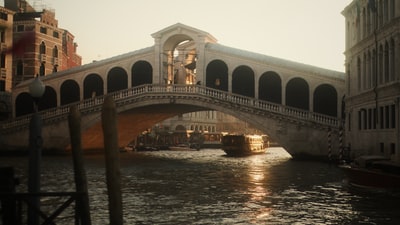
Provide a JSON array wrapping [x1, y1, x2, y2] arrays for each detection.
[[0, 84, 340, 133]]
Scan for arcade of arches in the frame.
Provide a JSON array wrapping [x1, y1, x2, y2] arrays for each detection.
[[15, 59, 338, 118]]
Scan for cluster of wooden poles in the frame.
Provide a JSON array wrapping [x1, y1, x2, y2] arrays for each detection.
[[68, 95, 123, 225]]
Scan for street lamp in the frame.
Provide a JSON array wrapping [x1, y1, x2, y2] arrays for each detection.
[[27, 75, 45, 225]]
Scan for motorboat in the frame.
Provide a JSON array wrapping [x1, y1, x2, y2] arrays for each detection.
[[340, 155, 400, 189]]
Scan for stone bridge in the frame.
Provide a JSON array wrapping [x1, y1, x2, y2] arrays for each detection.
[[0, 23, 345, 158], [1, 84, 342, 158]]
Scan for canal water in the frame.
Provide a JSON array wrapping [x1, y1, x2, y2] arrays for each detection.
[[2, 147, 400, 224]]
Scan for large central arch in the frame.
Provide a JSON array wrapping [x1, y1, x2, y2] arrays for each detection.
[[162, 34, 197, 85]]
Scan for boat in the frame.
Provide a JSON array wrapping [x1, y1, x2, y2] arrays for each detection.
[[221, 134, 267, 156], [340, 155, 400, 189], [202, 132, 222, 149], [169, 143, 194, 151]]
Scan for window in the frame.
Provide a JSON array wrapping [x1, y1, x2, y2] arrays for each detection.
[[39, 62, 45, 76], [390, 104, 396, 129], [0, 30, 4, 43], [53, 31, 59, 38], [53, 46, 58, 58], [16, 25, 24, 32], [16, 60, 23, 76], [348, 112, 352, 131], [40, 26, 47, 34], [0, 53, 5, 69], [385, 105, 390, 129], [0, 12, 7, 21], [40, 42, 46, 54]]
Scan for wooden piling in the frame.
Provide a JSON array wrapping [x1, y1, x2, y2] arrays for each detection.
[[68, 105, 92, 225], [101, 95, 123, 225]]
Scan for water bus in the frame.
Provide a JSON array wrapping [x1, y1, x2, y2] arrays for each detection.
[[221, 134, 267, 156]]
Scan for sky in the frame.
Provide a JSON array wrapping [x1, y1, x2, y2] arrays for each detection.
[[25, 0, 352, 72]]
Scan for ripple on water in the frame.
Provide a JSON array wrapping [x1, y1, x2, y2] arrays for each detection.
[[1, 148, 400, 224]]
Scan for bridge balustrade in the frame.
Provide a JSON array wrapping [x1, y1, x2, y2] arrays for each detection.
[[0, 84, 340, 134]]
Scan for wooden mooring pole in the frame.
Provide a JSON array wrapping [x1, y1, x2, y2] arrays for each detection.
[[68, 105, 92, 225], [101, 95, 123, 225]]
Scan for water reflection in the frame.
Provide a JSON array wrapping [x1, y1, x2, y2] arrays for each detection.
[[243, 155, 272, 222], [1, 148, 400, 224]]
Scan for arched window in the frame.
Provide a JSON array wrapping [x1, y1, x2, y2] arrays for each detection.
[[53, 46, 58, 58], [39, 62, 45, 76], [40, 41, 46, 54]]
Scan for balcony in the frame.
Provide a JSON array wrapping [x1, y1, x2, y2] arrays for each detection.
[[0, 68, 6, 79], [52, 57, 59, 65], [39, 54, 46, 62]]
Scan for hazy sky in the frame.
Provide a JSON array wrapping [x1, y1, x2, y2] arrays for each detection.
[[29, 0, 352, 72]]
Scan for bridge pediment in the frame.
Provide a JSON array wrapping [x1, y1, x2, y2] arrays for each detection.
[[151, 23, 217, 46]]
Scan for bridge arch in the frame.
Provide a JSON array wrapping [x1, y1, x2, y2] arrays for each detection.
[[15, 85, 58, 116], [232, 65, 255, 97], [107, 67, 128, 93], [313, 84, 338, 117], [206, 59, 228, 91], [259, 71, 282, 104], [83, 73, 104, 99], [60, 79, 80, 105], [286, 77, 309, 110], [39, 86, 57, 110], [131, 60, 153, 87], [15, 92, 33, 116]]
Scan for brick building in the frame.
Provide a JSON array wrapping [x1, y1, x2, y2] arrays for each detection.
[[4, 0, 81, 87]]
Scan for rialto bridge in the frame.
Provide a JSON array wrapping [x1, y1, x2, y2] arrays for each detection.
[[0, 23, 345, 158]]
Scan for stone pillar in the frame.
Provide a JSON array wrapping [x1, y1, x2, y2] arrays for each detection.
[[195, 41, 206, 85], [153, 36, 162, 84]]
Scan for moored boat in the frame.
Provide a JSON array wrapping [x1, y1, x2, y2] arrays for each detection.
[[169, 143, 194, 151], [340, 155, 400, 189], [221, 134, 267, 156]]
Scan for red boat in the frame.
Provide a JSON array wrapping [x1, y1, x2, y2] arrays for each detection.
[[340, 155, 400, 189]]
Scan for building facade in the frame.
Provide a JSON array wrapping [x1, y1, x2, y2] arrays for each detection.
[[342, 0, 400, 160], [4, 0, 81, 87], [0, 6, 14, 92]]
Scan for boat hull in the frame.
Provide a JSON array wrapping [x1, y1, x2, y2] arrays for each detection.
[[341, 165, 400, 189], [223, 147, 266, 156]]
